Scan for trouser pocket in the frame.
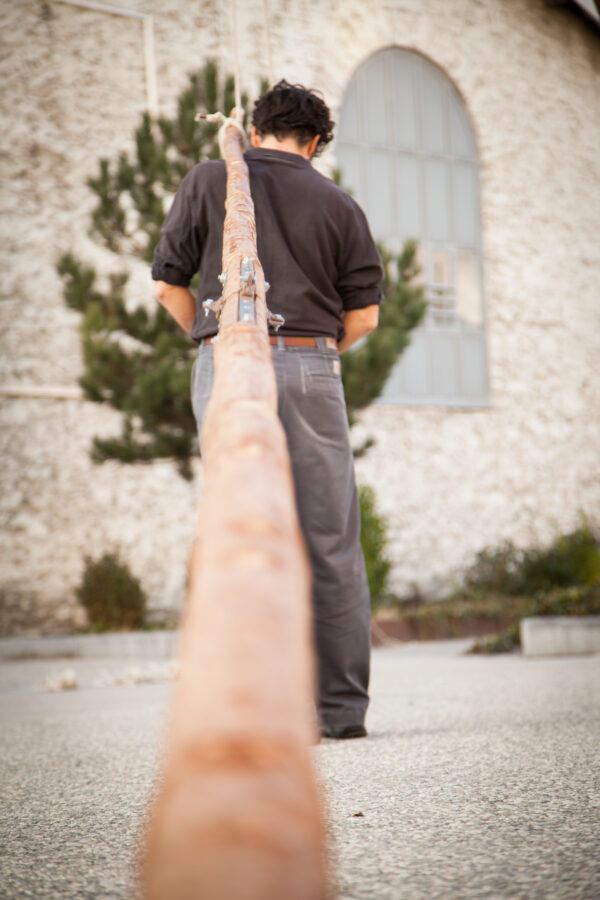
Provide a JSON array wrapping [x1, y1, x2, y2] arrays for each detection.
[[190, 346, 215, 435]]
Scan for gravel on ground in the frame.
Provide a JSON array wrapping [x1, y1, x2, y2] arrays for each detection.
[[1, 639, 598, 899]]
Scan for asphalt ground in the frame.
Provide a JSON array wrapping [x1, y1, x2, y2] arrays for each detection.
[[0, 640, 598, 899]]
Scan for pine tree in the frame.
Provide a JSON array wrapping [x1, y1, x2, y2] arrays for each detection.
[[58, 62, 248, 479], [358, 485, 393, 611], [57, 251, 196, 478], [58, 61, 427, 604], [342, 240, 426, 421], [85, 61, 241, 262]]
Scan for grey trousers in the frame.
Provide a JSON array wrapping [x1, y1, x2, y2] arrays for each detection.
[[191, 338, 371, 727]]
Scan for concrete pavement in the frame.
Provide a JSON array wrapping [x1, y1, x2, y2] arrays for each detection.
[[0, 630, 180, 662], [1, 639, 598, 899]]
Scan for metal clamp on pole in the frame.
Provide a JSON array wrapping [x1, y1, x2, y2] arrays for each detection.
[[202, 296, 225, 321], [267, 310, 285, 331], [239, 256, 256, 323]]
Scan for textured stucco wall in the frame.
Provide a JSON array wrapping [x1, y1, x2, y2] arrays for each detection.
[[1, 0, 599, 631]]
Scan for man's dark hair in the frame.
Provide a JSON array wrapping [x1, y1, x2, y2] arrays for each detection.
[[252, 80, 335, 156]]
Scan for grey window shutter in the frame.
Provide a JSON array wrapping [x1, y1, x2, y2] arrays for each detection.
[[337, 48, 489, 407]]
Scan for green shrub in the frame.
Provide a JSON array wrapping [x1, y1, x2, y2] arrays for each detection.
[[359, 485, 392, 611], [76, 552, 147, 631], [469, 572, 600, 654], [519, 527, 600, 592], [463, 543, 524, 595], [469, 624, 521, 655], [529, 581, 600, 618], [462, 524, 600, 597], [397, 591, 529, 628], [447, 524, 600, 653]]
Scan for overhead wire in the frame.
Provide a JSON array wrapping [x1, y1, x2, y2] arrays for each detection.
[[262, 0, 274, 86], [229, 0, 274, 113], [230, 0, 242, 110]]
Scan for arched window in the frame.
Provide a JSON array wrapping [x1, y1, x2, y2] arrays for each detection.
[[337, 48, 489, 405]]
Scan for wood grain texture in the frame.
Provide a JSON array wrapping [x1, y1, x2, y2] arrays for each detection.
[[141, 113, 328, 900]]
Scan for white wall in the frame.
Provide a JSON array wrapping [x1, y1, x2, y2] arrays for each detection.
[[1, 0, 598, 630]]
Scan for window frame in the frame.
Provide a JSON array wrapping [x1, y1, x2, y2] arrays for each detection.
[[336, 47, 490, 408]]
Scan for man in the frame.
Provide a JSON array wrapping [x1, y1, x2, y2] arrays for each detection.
[[152, 80, 383, 740]]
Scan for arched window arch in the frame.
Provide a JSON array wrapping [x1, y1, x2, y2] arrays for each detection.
[[337, 48, 489, 405]]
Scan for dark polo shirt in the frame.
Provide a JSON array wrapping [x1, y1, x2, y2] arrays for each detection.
[[151, 147, 383, 343]]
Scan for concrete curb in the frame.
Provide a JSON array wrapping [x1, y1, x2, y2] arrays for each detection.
[[520, 616, 600, 657], [0, 630, 180, 661]]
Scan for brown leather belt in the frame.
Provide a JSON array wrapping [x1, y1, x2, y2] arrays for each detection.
[[201, 335, 337, 350], [269, 335, 338, 350]]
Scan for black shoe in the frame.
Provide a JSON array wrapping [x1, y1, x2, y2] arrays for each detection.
[[320, 723, 367, 740]]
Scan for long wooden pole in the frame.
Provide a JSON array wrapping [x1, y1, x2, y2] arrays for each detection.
[[141, 112, 328, 900]]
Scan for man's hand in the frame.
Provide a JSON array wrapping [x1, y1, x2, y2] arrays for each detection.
[[154, 281, 197, 334], [337, 305, 379, 353]]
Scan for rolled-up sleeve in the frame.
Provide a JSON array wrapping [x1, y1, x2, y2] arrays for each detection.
[[151, 169, 203, 287], [336, 200, 384, 311]]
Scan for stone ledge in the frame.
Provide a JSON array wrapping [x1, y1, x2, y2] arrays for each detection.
[[0, 384, 84, 399], [0, 630, 180, 661], [520, 616, 600, 657]]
